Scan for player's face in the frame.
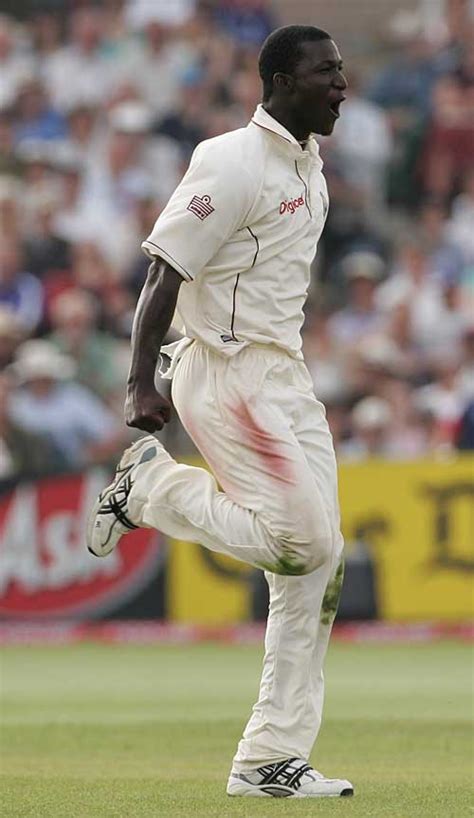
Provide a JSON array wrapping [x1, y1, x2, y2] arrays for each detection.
[[290, 39, 347, 136]]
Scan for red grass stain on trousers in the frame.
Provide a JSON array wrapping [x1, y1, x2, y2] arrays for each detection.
[[233, 401, 294, 485]]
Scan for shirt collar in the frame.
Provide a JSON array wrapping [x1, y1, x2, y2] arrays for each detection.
[[250, 104, 321, 159]]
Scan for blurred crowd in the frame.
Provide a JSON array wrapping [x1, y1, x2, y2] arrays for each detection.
[[0, 0, 473, 481]]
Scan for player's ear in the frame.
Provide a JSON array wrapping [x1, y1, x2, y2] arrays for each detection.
[[273, 72, 294, 94]]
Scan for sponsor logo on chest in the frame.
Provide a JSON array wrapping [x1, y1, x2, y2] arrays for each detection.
[[279, 195, 305, 215]]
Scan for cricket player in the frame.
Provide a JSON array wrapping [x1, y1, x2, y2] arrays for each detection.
[[87, 25, 353, 798]]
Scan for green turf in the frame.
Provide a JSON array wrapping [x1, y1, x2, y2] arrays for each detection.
[[0, 640, 472, 817]]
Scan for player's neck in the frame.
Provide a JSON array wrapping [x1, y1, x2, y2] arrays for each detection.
[[262, 101, 310, 147]]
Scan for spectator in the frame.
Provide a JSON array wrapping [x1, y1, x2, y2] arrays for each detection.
[[384, 303, 424, 380], [0, 371, 62, 480], [78, 102, 181, 270], [340, 396, 394, 459], [61, 103, 102, 168], [51, 154, 87, 245], [418, 197, 466, 286], [422, 73, 473, 199], [376, 238, 447, 357], [14, 140, 63, 233], [366, 11, 447, 207], [0, 176, 22, 237], [108, 100, 182, 202], [118, 8, 197, 118], [0, 372, 63, 482], [456, 401, 474, 450], [47, 288, 126, 404], [304, 312, 351, 405], [324, 399, 351, 454], [202, 30, 238, 96], [42, 7, 113, 112], [446, 169, 474, 267], [376, 376, 432, 457], [0, 305, 24, 369], [228, 63, 261, 118], [14, 138, 53, 194], [328, 72, 393, 207], [0, 110, 23, 178], [458, 325, 474, 404], [367, 10, 439, 116], [0, 234, 44, 331], [0, 15, 35, 110], [155, 67, 208, 155], [215, 0, 276, 46], [29, 10, 63, 62], [433, 278, 469, 360], [22, 189, 71, 280], [10, 339, 126, 469], [12, 76, 67, 145], [349, 335, 408, 399], [67, 241, 134, 336], [328, 251, 387, 345], [315, 148, 387, 275], [124, 194, 166, 297], [414, 353, 466, 449], [69, 240, 118, 300]]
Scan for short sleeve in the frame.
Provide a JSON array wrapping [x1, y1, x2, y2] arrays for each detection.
[[141, 137, 257, 281]]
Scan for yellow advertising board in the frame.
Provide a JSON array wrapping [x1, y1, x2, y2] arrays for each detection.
[[339, 456, 473, 621], [167, 457, 473, 623], [167, 540, 251, 624]]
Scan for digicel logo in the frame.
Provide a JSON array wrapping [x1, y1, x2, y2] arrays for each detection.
[[0, 471, 162, 618], [280, 196, 305, 215]]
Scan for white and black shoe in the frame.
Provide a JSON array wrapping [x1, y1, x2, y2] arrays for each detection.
[[86, 435, 158, 557], [227, 758, 353, 798]]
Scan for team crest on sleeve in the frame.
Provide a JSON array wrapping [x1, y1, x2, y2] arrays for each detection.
[[187, 194, 215, 220]]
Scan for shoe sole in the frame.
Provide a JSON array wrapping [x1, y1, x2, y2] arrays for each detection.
[[86, 435, 157, 558], [227, 779, 354, 798], [227, 780, 354, 798]]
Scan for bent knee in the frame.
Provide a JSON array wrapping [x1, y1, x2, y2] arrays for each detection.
[[301, 535, 333, 574], [274, 532, 332, 576], [303, 540, 332, 573]]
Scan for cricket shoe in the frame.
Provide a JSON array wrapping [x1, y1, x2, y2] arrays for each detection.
[[227, 758, 353, 798], [86, 435, 158, 557]]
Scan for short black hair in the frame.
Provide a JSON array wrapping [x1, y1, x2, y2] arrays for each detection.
[[258, 25, 331, 101]]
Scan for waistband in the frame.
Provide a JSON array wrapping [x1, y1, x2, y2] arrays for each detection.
[[159, 337, 302, 380]]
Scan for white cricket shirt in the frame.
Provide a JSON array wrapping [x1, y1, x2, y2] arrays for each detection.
[[142, 104, 329, 359]]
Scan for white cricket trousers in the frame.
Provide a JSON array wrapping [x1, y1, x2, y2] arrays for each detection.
[[128, 341, 345, 771]]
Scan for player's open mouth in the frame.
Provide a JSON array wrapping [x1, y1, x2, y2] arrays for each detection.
[[328, 96, 346, 119]]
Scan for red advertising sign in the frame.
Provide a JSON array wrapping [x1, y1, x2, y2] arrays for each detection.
[[0, 470, 162, 618]]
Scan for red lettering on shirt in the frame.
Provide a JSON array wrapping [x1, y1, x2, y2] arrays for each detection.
[[279, 195, 305, 215]]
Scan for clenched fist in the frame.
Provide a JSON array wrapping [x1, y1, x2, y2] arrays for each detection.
[[124, 387, 172, 432]]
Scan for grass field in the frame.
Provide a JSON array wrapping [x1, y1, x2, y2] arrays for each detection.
[[1, 640, 472, 817]]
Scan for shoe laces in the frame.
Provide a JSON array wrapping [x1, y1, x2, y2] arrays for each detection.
[[99, 469, 137, 531], [253, 758, 319, 788]]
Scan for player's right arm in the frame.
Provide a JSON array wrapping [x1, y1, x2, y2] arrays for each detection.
[[127, 135, 258, 432], [124, 259, 182, 432]]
